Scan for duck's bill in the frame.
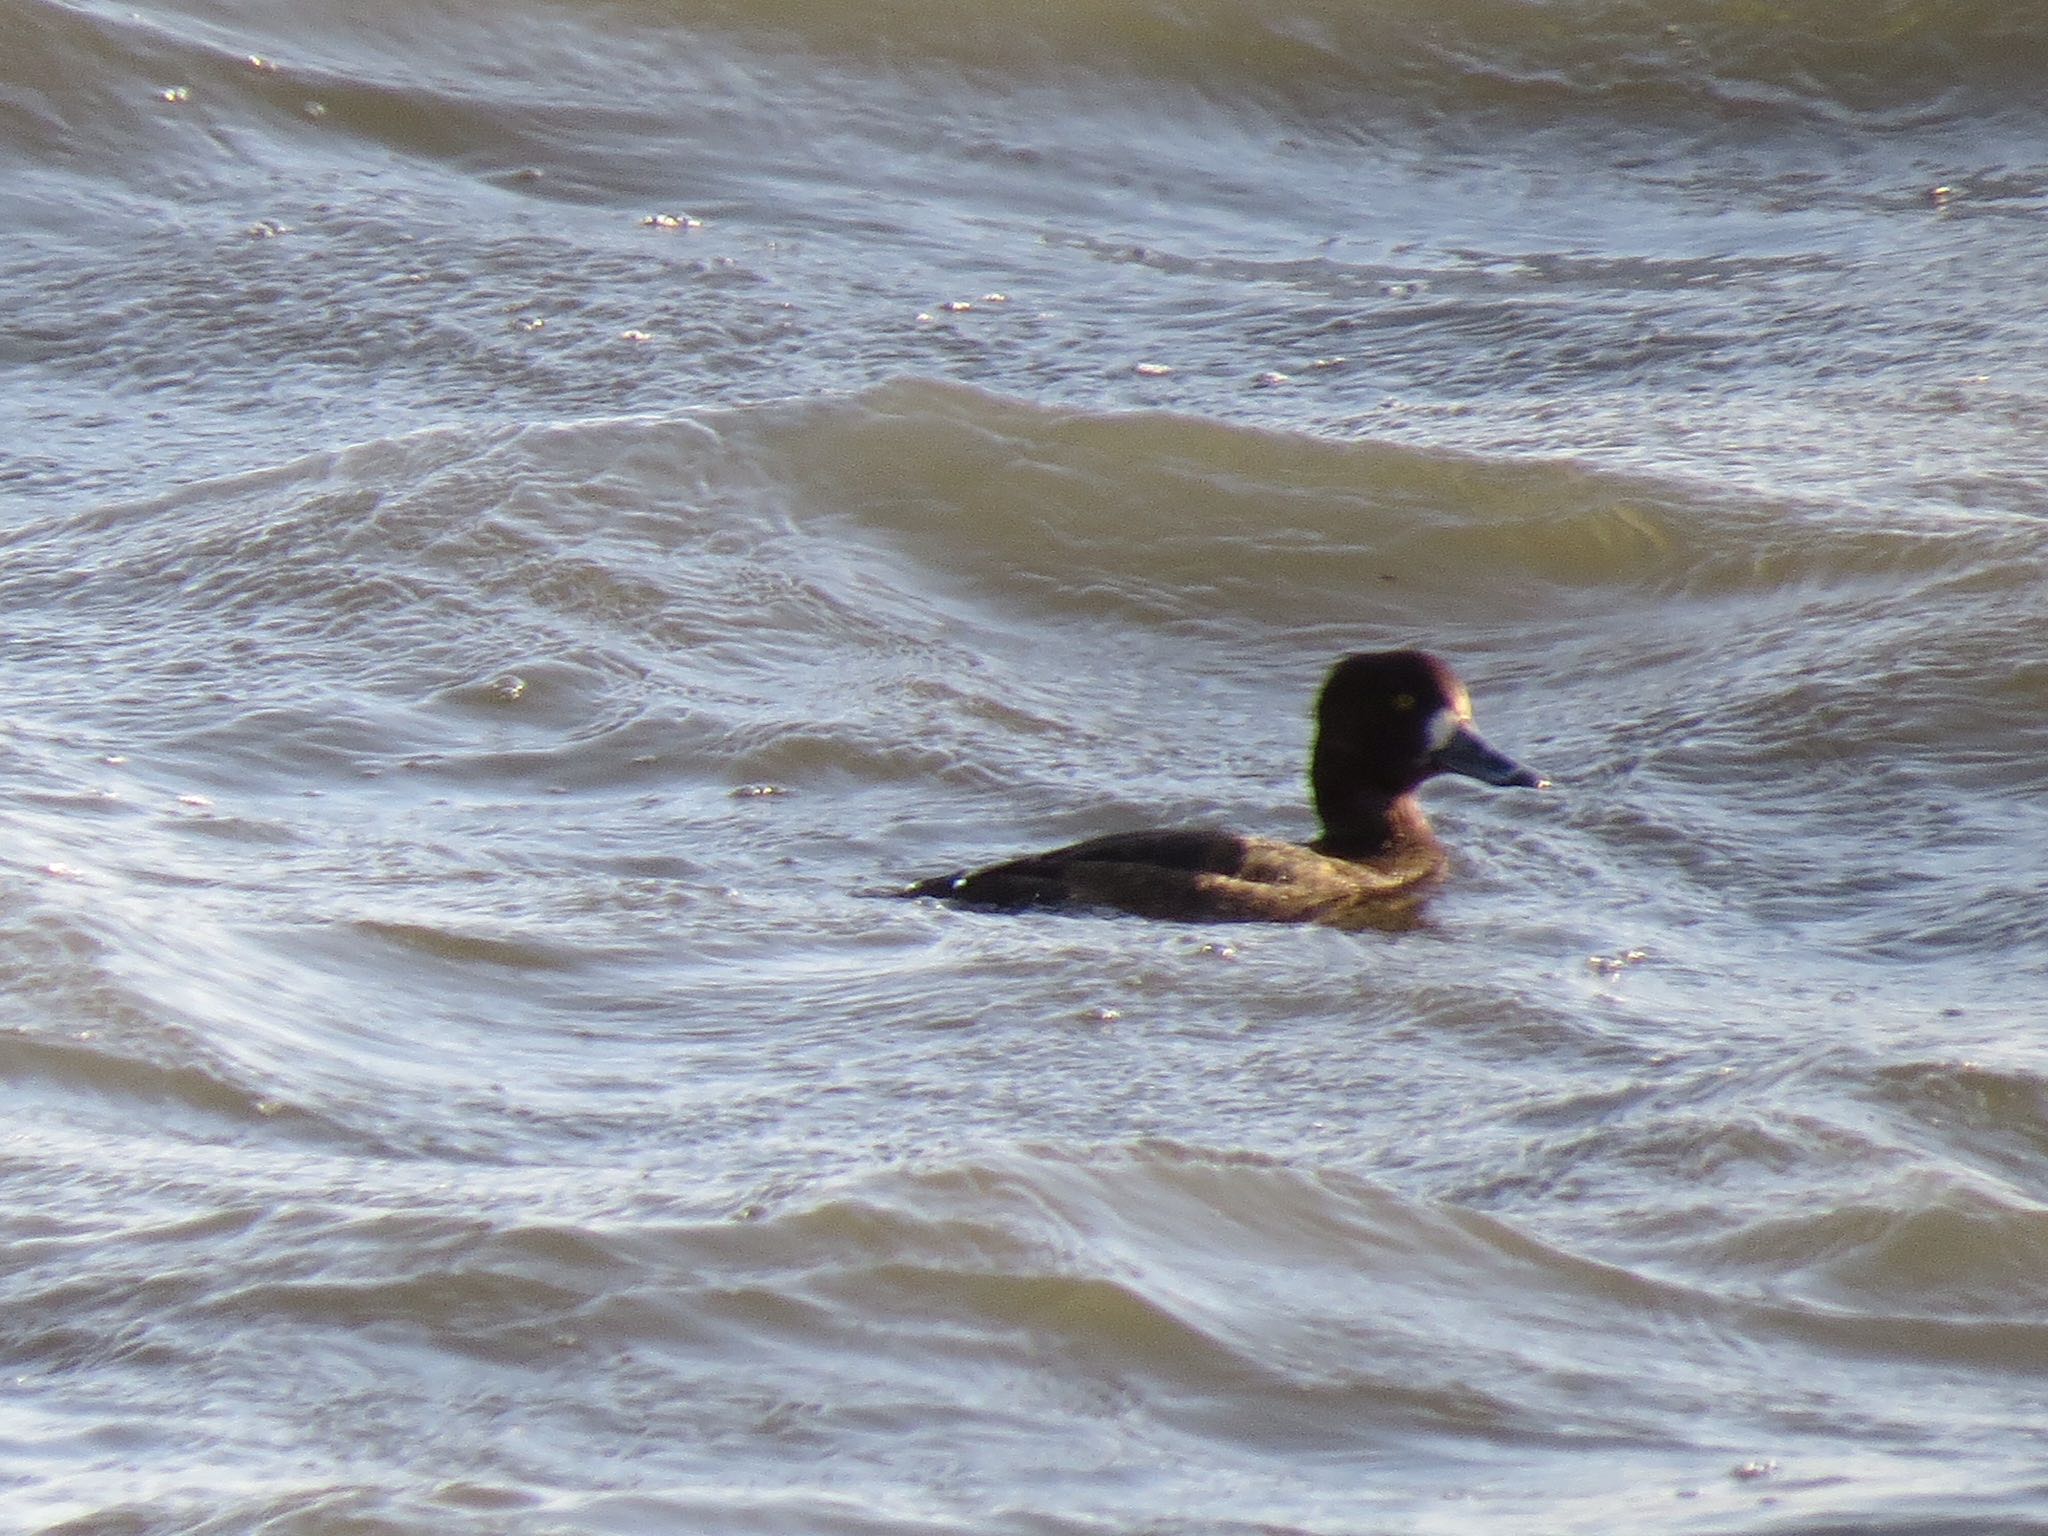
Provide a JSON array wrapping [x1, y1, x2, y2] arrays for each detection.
[[1434, 723, 1546, 789]]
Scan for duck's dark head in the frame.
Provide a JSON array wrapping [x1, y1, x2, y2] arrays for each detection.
[[1309, 650, 1543, 854]]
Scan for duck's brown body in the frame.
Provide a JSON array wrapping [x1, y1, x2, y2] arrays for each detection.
[[905, 826, 1447, 929]]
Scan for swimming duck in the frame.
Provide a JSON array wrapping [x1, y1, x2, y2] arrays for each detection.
[[901, 650, 1543, 928]]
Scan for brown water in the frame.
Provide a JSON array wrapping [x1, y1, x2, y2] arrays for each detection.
[[4, 2, 2048, 1532]]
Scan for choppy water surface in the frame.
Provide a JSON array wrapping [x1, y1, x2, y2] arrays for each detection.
[[4, 0, 2048, 1531]]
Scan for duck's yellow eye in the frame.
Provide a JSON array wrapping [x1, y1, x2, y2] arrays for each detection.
[[1392, 693, 1416, 712]]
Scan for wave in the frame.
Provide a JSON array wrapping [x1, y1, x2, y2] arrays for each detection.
[[13, 377, 2027, 733], [1706, 1183, 2048, 1324], [39, 1136, 2048, 1467], [19, 1140, 1692, 1440], [21, 1129, 2048, 1529], [636, 0, 2048, 127], [6, 0, 2040, 196]]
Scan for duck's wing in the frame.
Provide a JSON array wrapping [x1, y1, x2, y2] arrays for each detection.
[[902, 828, 1252, 909]]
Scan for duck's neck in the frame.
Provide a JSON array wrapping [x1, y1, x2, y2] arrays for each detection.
[[1309, 789, 1437, 861]]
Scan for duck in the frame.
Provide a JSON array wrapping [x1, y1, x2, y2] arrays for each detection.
[[900, 650, 1543, 929]]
